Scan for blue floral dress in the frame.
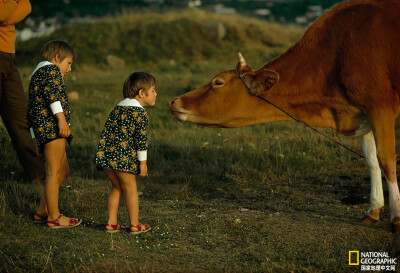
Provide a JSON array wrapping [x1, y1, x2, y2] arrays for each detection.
[[26, 63, 72, 146], [95, 99, 148, 174]]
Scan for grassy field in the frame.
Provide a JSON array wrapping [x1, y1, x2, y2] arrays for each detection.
[[1, 11, 400, 273]]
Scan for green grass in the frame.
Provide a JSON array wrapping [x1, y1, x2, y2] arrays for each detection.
[[1, 11, 400, 273]]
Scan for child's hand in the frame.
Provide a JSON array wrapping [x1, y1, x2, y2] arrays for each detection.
[[58, 119, 71, 137], [138, 161, 148, 177], [55, 112, 71, 137]]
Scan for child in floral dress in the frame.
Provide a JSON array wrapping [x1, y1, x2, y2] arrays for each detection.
[[96, 72, 156, 234], [26, 40, 81, 228]]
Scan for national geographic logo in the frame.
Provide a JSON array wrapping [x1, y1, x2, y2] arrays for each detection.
[[349, 251, 359, 265], [349, 251, 397, 271]]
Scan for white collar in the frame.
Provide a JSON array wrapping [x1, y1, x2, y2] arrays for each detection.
[[31, 61, 54, 77], [117, 98, 144, 108]]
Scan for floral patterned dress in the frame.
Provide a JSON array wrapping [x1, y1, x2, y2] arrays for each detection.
[[95, 99, 148, 174], [26, 63, 72, 146]]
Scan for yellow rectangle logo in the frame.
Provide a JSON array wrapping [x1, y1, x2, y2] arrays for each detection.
[[349, 251, 359, 265]]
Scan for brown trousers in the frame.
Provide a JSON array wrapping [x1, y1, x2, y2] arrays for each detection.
[[0, 51, 45, 180]]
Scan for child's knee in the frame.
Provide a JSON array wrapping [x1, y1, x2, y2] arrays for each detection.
[[121, 183, 136, 194], [59, 166, 70, 181]]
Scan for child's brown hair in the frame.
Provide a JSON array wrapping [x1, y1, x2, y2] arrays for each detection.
[[42, 40, 76, 62], [123, 72, 156, 99]]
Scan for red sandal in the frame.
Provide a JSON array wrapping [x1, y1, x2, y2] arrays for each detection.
[[47, 214, 82, 229], [105, 223, 124, 233], [34, 212, 47, 224], [130, 223, 151, 234]]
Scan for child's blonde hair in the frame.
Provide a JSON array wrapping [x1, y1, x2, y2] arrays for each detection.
[[42, 40, 76, 62], [123, 72, 156, 99]]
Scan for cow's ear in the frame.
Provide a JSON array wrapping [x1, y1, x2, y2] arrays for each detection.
[[246, 69, 279, 96]]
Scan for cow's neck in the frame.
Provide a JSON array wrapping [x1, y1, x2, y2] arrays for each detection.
[[257, 45, 355, 131]]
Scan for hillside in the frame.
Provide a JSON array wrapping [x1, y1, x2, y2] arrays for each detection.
[[16, 10, 304, 67]]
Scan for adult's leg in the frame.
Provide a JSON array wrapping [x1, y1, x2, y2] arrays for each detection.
[[104, 168, 123, 227], [0, 53, 45, 181]]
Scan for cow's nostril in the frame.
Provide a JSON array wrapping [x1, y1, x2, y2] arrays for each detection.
[[170, 98, 178, 105]]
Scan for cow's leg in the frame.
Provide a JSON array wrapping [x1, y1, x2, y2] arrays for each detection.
[[361, 130, 384, 223], [369, 112, 400, 232]]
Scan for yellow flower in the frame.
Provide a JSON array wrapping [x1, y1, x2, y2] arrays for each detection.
[[121, 128, 126, 133], [36, 97, 43, 102], [137, 117, 141, 122], [110, 161, 117, 166], [123, 156, 128, 161], [133, 112, 138, 117], [97, 151, 103, 158], [109, 146, 115, 152], [131, 150, 136, 156], [51, 133, 56, 137], [50, 95, 55, 100], [47, 122, 52, 127], [141, 130, 146, 135], [99, 139, 105, 144], [121, 141, 127, 148], [44, 87, 49, 91], [38, 127, 43, 132], [41, 109, 47, 115], [50, 71, 55, 75], [34, 86, 38, 91], [121, 114, 127, 120]]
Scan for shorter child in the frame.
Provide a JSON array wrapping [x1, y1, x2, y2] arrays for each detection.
[[26, 40, 81, 228], [95, 72, 157, 234]]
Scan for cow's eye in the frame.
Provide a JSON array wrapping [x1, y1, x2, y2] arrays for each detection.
[[213, 79, 224, 86]]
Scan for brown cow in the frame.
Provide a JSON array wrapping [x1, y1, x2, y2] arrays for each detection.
[[169, 0, 400, 231]]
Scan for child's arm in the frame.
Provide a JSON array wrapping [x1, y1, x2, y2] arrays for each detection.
[[134, 110, 148, 177], [55, 112, 70, 137], [139, 160, 148, 177]]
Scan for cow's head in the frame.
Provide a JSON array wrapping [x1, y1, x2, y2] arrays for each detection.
[[169, 53, 280, 128]]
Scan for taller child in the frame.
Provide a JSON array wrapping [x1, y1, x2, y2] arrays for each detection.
[[0, 0, 45, 182], [26, 40, 81, 228]]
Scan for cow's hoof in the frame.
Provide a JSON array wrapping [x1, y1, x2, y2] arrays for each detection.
[[361, 214, 379, 223], [391, 217, 400, 233], [361, 208, 382, 223]]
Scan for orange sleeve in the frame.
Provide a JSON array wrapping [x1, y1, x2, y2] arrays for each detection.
[[0, 2, 17, 24], [6, 0, 31, 25]]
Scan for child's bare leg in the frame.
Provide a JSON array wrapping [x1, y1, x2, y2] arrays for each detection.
[[43, 138, 75, 226], [104, 168, 123, 228], [36, 148, 69, 218], [114, 171, 140, 231]]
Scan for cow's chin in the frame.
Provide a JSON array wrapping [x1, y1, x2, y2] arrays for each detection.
[[172, 111, 223, 127], [171, 111, 188, 122]]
